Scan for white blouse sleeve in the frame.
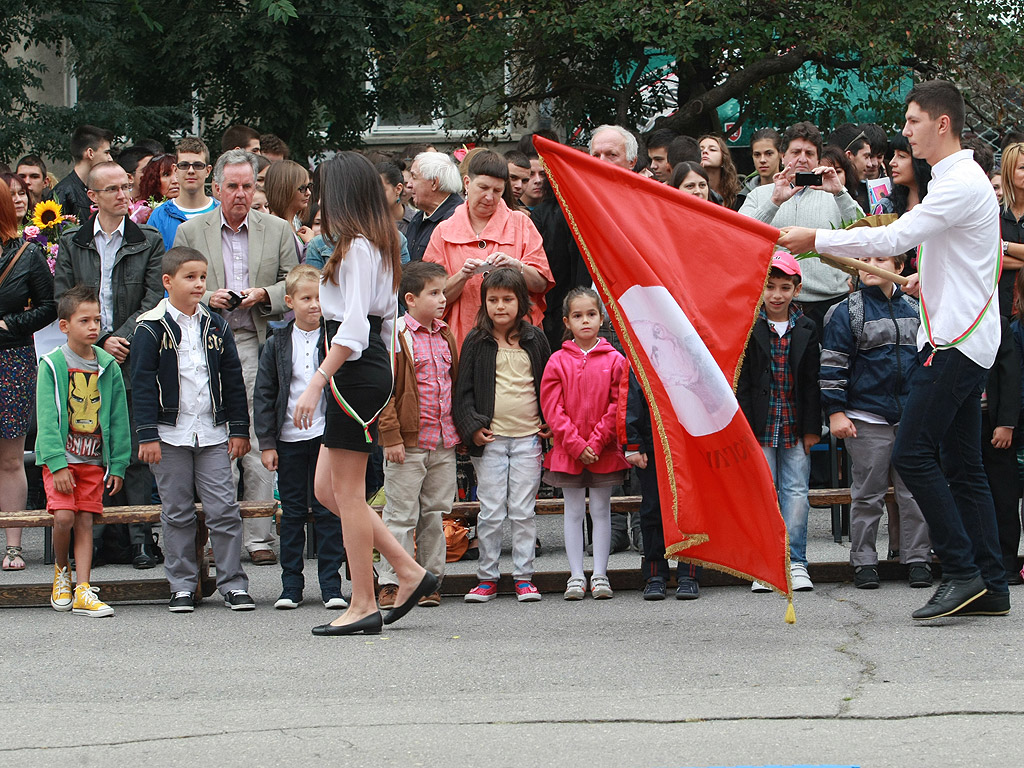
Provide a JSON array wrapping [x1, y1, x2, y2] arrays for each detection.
[[329, 238, 375, 359]]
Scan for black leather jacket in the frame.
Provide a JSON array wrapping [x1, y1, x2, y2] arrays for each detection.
[[0, 239, 57, 350]]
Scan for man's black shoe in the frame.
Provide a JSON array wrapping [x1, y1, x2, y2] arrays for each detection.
[[854, 565, 880, 589], [132, 543, 156, 570], [908, 563, 933, 588], [912, 574, 987, 620], [949, 591, 1010, 616]]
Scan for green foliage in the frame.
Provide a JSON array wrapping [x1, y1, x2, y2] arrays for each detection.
[[382, 0, 1024, 140]]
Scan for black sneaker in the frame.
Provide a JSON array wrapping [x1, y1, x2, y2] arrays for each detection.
[[949, 590, 1010, 616], [224, 590, 256, 611], [643, 577, 667, 601], [169, 591, 195, 613], [132, 542, 156, 570], [854, 565, 880, 589], [675, 577, 699, 600], [908, 563, 933, 588], [912, 575, 986, 620]]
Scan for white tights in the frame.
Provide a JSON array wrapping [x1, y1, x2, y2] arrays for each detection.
[[562, 486, 613, 578]]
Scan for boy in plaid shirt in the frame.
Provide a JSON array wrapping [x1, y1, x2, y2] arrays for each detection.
[[377, 262, 460, 609], [737, 251, 822, 591]]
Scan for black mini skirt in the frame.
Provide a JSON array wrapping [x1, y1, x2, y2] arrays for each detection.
[[322, 316, 393, 452]]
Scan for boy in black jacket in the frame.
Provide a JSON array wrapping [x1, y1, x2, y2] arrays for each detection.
[[254, 265, 346, 610], [736, 251, 822, 592], [131, 247, 254, 613]]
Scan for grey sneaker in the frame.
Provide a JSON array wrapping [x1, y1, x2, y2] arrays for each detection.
[[590, 574, 613, 600], [224, 590, 255, 611], [563, 576, 586, 601]]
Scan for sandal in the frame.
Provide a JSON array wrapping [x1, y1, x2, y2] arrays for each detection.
[[3, 545, 25, 571]]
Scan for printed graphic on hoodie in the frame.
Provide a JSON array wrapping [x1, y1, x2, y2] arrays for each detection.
[[66, 368, 102, 463]]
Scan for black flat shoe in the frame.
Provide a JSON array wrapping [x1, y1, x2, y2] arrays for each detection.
[[382, 571, 438, 625], [311, 611, 383, 636]]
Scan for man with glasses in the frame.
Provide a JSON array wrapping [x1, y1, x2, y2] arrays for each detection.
[[53, 125, 116, 223], [175, 149, 297, 564], [55, 161, 166, 567], [148, 137, 218, 248]]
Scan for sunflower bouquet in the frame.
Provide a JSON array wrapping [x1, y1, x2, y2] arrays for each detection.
[[22, 200, 78, 274]]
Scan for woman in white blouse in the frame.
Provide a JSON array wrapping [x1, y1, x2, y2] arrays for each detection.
[[294, 153, 436, 636]]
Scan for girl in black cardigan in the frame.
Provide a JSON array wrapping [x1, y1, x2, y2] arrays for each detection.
[[454, 268, 551, 603]]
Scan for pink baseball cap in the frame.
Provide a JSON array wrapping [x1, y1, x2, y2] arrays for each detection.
[[771, 249, 801, 277]]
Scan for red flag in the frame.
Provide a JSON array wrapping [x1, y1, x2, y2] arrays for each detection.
[[535, 136, 794, 614]]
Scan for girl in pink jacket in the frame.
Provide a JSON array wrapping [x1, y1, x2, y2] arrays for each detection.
[[540, 287, 629, 601]]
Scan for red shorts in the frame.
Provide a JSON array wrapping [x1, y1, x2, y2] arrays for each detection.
[[43, 464, 106, 515]]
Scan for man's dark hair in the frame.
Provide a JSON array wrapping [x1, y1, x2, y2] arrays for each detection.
[[58, 284, 100, 321], [504, 149, 531, 170], [260, 133, 290, 159], [783, 122, 823, 156], [646, 128, 680, 153], [517, 130, 558, 156], [399, 143, 431, 162], [1001, 131, 1024, 151], [117, 146, 154, 176], [135, 138, 165, 156], [906, 80, 965, 136], [861, 124, 887, 156], [667, 135, 700, 167], [400, 260, 448, 300], [467, 149, 509, 181], [163, 246, 208, 278], [221, 124, 260, 153], [15, 154, 47, 175], [962, 137, 995, 176], [826, 123, 859, 151], [70, 125, 114, 162]]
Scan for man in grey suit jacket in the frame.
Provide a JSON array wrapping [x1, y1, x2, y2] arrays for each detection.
[[174, 149, 298, 563]]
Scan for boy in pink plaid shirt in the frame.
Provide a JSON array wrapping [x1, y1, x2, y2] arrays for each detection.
[[377, 262, 460, 608]]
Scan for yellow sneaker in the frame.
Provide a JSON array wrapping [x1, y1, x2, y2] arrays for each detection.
[[72, 583, 114, 618], [50, 564, 73, 611]]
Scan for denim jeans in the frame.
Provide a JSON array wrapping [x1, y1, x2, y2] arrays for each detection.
[[761, 443, 810, 566], [892, 348, 1007, 590], [471, 435, 542, 582], [277, 437, 345, 599]]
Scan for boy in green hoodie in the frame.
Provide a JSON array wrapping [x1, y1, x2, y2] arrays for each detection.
[[36, 284, 130, 617]]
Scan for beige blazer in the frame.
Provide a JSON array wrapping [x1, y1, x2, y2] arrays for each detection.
[[173, 207, 298, 343]]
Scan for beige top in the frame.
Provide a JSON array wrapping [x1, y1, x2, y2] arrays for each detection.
[[490, 348, 540, 437]]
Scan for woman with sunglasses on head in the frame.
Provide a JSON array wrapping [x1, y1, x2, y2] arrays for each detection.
[[265, 160, 314, 259]]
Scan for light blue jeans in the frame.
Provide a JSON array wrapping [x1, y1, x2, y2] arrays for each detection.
[[471, 435, 543, 581], [761, 444, 810, 566]]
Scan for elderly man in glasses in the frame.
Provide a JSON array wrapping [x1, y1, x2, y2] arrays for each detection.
[[55, 160, 167, 567], [148, 137, 219, 249], [174, 149, 297, 565]]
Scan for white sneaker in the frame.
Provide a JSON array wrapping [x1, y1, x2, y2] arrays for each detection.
[[589, 574, 613, 600], [323, 596, 349, 610], [751, 581, 772, 593], [563, 576, 586, 601], [791, 562, 814, 591]]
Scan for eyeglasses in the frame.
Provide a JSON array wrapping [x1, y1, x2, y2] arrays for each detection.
[[297, 183, 313, 193], [176, 161, 209, 171], [92, 183, 133, 195]]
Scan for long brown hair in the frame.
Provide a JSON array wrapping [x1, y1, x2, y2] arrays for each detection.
[[473, 267, 531, 344], [320, 152, 402, 291], [699, 133, 741, 208], [0, 180, 18, 242]]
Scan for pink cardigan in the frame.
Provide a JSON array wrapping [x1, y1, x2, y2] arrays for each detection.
[[540, 338, 630, 475]]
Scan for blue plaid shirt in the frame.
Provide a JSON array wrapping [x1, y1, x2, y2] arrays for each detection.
[[760, 305, 801, 449]]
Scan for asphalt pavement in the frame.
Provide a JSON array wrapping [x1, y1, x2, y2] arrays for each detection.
[[2, 513, 1022, 767]]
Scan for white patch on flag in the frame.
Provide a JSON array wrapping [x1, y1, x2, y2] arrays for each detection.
[[619, 285, 738, 437]]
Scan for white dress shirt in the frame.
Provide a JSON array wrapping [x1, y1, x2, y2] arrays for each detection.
[[157, 302, 229, 447], [93, 215, 125, 334], [815, 149, 1000, 369], [280, 324, 327, 442], [319, 236, 397, 359]]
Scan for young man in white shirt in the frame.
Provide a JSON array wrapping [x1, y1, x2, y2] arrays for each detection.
[[779, 80, 1009, 620]]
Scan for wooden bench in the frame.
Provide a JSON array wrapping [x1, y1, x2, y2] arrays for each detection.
[[0, 501, 277, 608]]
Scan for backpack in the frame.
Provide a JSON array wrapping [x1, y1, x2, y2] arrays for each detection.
[[846, 289, 918, 350], [443, 517, 470, 562]]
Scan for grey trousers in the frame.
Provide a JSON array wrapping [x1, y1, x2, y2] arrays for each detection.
[[152, 441, 249, 595], [234, 330, 276, 552], [845, 419, 931, 566]]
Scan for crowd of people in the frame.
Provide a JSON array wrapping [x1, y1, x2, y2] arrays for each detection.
[[1, 79, 1022, 630]]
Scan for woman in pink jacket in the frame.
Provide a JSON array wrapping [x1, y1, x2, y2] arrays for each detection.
[[540, 287, 629, 601]]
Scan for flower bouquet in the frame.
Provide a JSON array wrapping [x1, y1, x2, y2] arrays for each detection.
[[22, 200, 78, 275]]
